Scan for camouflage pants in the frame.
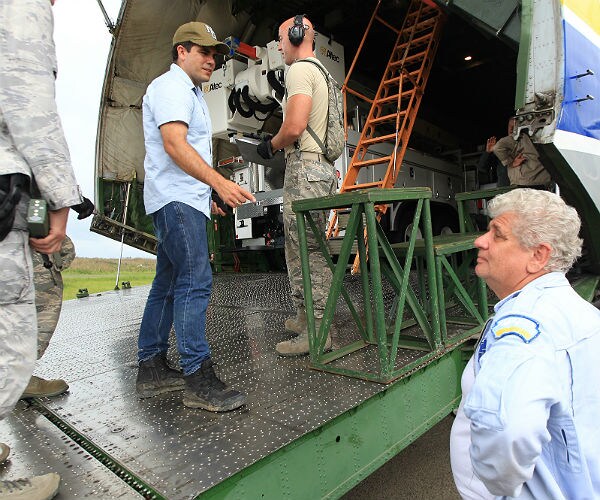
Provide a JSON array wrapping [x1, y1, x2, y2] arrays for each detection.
[[0, 230, 36, 420], [32, 235, 74, 358], [283, 154, 337, 317]]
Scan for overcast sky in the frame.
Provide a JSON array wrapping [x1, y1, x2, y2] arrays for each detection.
[[53, 0, 152, 258]]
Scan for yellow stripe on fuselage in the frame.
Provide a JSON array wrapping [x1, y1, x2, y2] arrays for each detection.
[[563, 0, 600, 37]]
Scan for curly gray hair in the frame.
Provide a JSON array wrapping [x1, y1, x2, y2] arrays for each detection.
[[487, 188, 583, 272]]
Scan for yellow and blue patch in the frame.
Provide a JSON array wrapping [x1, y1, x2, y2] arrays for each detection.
[[492, 314, 541, 344]]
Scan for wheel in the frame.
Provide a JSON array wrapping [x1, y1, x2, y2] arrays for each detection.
[[387, 203, 419, 243], [431, 206, 459, 236]]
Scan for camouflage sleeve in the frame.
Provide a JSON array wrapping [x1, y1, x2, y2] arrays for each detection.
[[0, 0, 81, 210]]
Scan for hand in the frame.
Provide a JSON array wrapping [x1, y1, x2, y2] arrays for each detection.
[[511, 153, 526, 168], [211, 191, 229, 216], [29, 207, 69, 254], [485, 136, 496, 153], [214, 178, 256, 209], [71, 196, 95, 219], [211, 201, 226, 217], [257, 137, 274, 160]]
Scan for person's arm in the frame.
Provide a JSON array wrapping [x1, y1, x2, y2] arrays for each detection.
[[0, 3, 81, 211], [511, 152, 526, 168], [464, 341, 558, 496], [492, 136, 519, 169], [270, 94, 312, 151], [159, 122, 254, 207]]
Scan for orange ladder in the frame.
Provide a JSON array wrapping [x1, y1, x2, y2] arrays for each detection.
[[328, 0, 445, 271]]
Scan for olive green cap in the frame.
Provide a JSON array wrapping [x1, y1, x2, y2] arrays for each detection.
[[172, 22, 229, 55]]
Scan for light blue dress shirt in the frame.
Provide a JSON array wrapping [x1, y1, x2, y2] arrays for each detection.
[[142, 63, 213, 218], [464, 272, 600, 499]]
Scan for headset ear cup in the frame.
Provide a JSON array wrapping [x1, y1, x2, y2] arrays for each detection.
[[288, 14, 305, 46], [288, 26, 303, 46]]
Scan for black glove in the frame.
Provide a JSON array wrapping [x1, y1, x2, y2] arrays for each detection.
[[71, 196, 95, 220], [211, 190, 230, 214], [257, 137, 274, 160]]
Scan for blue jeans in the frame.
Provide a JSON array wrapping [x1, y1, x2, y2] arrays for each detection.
[[138, 202, 212, 375]]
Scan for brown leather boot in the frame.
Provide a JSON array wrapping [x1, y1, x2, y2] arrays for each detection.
[[284, 307, 307, 334], [276, 319, 333, 357], [20, 376, 69, 399]]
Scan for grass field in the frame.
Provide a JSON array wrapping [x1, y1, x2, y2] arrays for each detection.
[[63, 258, 156, 301]]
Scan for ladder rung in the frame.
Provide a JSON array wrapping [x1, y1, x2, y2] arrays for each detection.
[[404, 6, 436, 23], [368, 111, 407, 125], [343, 181, 384, 191], [375, 91, 414, 105], [375, 95, 403, 105], [392, 51, 427, 65], [389, 63, 421, 77], [409, 17, 439, 32], [362, 133, 397, 146], [382, 72, 421, 87], [405, 6, 438, 22], [397, 33, 433, 50], [350, 156, 393, 169], [373, 88, 415, 108]]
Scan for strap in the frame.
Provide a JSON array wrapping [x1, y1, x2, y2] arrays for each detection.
[[306, 124, 326, 153]]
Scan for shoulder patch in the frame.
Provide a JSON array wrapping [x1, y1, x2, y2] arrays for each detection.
[[492, 314, 541, 343]]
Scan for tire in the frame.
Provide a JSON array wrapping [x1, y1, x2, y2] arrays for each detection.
[[387, 203, 419, 244], [385, 203, 459, 243], [431, 205, 459, 236]]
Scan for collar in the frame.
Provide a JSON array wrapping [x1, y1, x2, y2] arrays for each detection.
[[169, 63, 201, 95], [493, 272, 568, 313]]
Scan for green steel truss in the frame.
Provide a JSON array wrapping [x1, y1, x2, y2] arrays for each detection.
[[292, 188, 488, 384]]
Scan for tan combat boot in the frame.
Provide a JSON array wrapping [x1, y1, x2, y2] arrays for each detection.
[[0, 473, 60, 500], [0, 442, 9, 463], [276, 319, 333, 357], [284, 307, 307, 334], [20, 376, 69, 399]]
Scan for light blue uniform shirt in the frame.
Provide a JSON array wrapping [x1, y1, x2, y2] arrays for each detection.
[[465, 272, 600, 499], [142, 63, 213, 217]]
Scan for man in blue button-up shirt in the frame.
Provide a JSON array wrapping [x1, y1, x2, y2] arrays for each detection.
[[450, 188, 600, 499], [136, 21, 255, 413]]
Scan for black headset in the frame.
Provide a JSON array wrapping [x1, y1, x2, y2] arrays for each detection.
[[288, 14, 306, 46]]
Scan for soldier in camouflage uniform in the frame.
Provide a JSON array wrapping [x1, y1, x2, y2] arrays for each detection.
[[18, 236, 77, 399], [257, 16, 337, 356], [0, 0, 82, 497]]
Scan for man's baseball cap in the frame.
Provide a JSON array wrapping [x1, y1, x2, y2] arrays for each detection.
[[172, 22, 230, 55]]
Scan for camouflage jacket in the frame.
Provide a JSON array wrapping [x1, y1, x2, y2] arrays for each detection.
[[0, 0, 81, 230]]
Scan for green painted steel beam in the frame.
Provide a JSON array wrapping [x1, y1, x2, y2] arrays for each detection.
[[198, 349, 464, 500], [292, 187, 432, 212], [515, 0, 532, 110]]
